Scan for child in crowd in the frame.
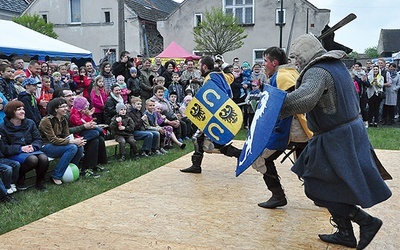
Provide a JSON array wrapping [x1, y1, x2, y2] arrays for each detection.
[[70, 96, 104, 140], [168, 73, 184, 103], [127, 96, 161, 157], [142, 99, 168, 155], [0, 138, 20, 195], [155, 76, 169, 99], [240, 61, 252, 98], [13, 69, 26, 94], [73, 66, 91, 99], [154, 102, 186, 149], [90, 75, 108, 124], [169, 92, 191, 139], [127, 67, 141, 98], [18, 78, 42, 127], [58, 64, 73, 90], [0, 91, 9, 123], [116, 75, 131, 103], [37, 75, 54, 117], [109, 103, 137, 162], [52, 71, 70, 90], [245, 79, 262, 128]]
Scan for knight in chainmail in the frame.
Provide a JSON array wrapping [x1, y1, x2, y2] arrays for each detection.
[[281, 34, 392, 249]]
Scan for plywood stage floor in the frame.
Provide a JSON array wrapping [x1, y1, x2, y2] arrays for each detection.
[[0, 143, 398, 250]]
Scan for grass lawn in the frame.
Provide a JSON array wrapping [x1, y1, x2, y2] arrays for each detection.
[[0, 125, 399, 235]]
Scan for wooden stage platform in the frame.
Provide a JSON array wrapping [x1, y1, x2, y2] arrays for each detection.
[[0, 144, 398, 249]]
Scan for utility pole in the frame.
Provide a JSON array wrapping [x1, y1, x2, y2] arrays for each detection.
[[118, 0, 125, 54], [279, 0, 284, 48]]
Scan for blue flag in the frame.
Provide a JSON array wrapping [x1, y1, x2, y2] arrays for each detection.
[[236, 85, 287, 177]]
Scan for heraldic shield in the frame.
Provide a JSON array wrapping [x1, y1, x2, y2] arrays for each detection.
[[236, 85, 287, 177], [185, 81, 243, 145]]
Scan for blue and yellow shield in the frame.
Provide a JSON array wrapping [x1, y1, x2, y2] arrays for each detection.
[[185, 81, 243, 145]]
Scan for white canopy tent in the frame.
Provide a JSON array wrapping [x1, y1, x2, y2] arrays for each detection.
[[0, 20, 92, 62]]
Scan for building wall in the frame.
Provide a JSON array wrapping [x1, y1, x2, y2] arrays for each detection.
[[25, 0, 142, 63], [158, 0, 330, 65]]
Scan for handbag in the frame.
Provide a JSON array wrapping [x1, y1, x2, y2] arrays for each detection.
[[377, 91, 385, 100]]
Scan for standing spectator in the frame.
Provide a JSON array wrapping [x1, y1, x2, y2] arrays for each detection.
[[0, 64, 18, 101], [39, 98, 85, 185], [0, 91, 9, 123], [25, 60, 42, 97], [18, 78, 41, 127], [127, 96, 161, 157], [154, 57, 165, 75], [104, 84, 124, 124], [127, 67, 141, 99], [352, 62, 370, 128], [52, 71, 69, 91], [162, 60, 176, 88], [0, 101, 48, 191], [139, 58, 156, 107], [112, 50, 134, 81], [37, 75, 53, 117], [367, 65, 384, 127], [40, 62, 50, 76], [85, 61, 98, 83], [245, 79, 262, 128], [109, 103, 137, 161], [251, 63, 267, 90], [90, 76, 108, 124], [382, 63, 400, 125], [58, 64, 73, 91], [12, 57, 25, 71], [99, 62, 116, 93]]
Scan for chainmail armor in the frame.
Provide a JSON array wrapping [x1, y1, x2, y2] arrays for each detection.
[[280, 67, 338, 119]]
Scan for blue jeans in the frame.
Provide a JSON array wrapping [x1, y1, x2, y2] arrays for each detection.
[[0, 179, 7, 198], [133, 130, 160, 152], [41, 144, 84, 180], [80, 128, 104, 141], [0, 158, 20, 189]]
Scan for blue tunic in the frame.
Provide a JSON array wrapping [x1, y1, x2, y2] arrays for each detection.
[[292, 60, 392, 208]]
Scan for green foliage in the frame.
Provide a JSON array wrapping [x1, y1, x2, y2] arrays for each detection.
[[12, 14, 58, 39], [193, 7, 247, 55], [364, 46, 379, 58], [347, 51, 360, 59]]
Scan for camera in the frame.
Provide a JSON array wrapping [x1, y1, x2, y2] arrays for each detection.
[[109, 49, 115, 53]]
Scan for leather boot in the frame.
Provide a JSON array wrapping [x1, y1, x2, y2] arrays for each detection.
[[258, 186, 287, 209], [319, 215, 357, 248], [349, 207, 382, 250], [219, 143, 242, 158], [180, 155, 203, 173]]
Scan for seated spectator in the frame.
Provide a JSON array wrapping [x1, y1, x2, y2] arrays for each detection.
[[116, 75, 130, 103], [58, 89, 108, 177], [109, 103, 137, 162], [39, 98, 85, 185], [169, 92, 191, 139], [90, 76, 108, 124], [0, 101, 49, 191], [0, 140, 20, 194], [154, 102, 186, 150], [142, 99, 167, 155], [127, 96, 161, 157], [0, 178, 17, 204], [18, 78, 42, 127], [126, 67, 141, 99], [104, 84, 124, 124]]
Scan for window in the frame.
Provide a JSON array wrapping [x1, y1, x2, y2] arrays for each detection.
[[224, 0, 254, 24], [104, 11, 111, 23], [41, 14, 48, 23], [253, 49, 265, 65], [194, 13, 202, 27], [275, 8, 286, 25], [70, 0, 81, 23]]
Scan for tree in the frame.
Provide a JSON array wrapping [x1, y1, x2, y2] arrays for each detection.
[[12, 14, 58, 39], [347, 51, 360, 59], [364, 46, 379, 58], [193, 7, 247, 55]]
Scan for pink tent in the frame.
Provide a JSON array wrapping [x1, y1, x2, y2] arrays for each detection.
[[157, 41, 201, 61]]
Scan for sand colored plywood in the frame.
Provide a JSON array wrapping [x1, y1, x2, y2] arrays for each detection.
[[0, 145, 398, 249]]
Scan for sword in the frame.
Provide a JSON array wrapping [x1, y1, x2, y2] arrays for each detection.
[[318, 13, 357, 40]]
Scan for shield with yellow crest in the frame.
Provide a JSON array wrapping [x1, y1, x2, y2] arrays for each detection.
[[185, 81, 243, 145]]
